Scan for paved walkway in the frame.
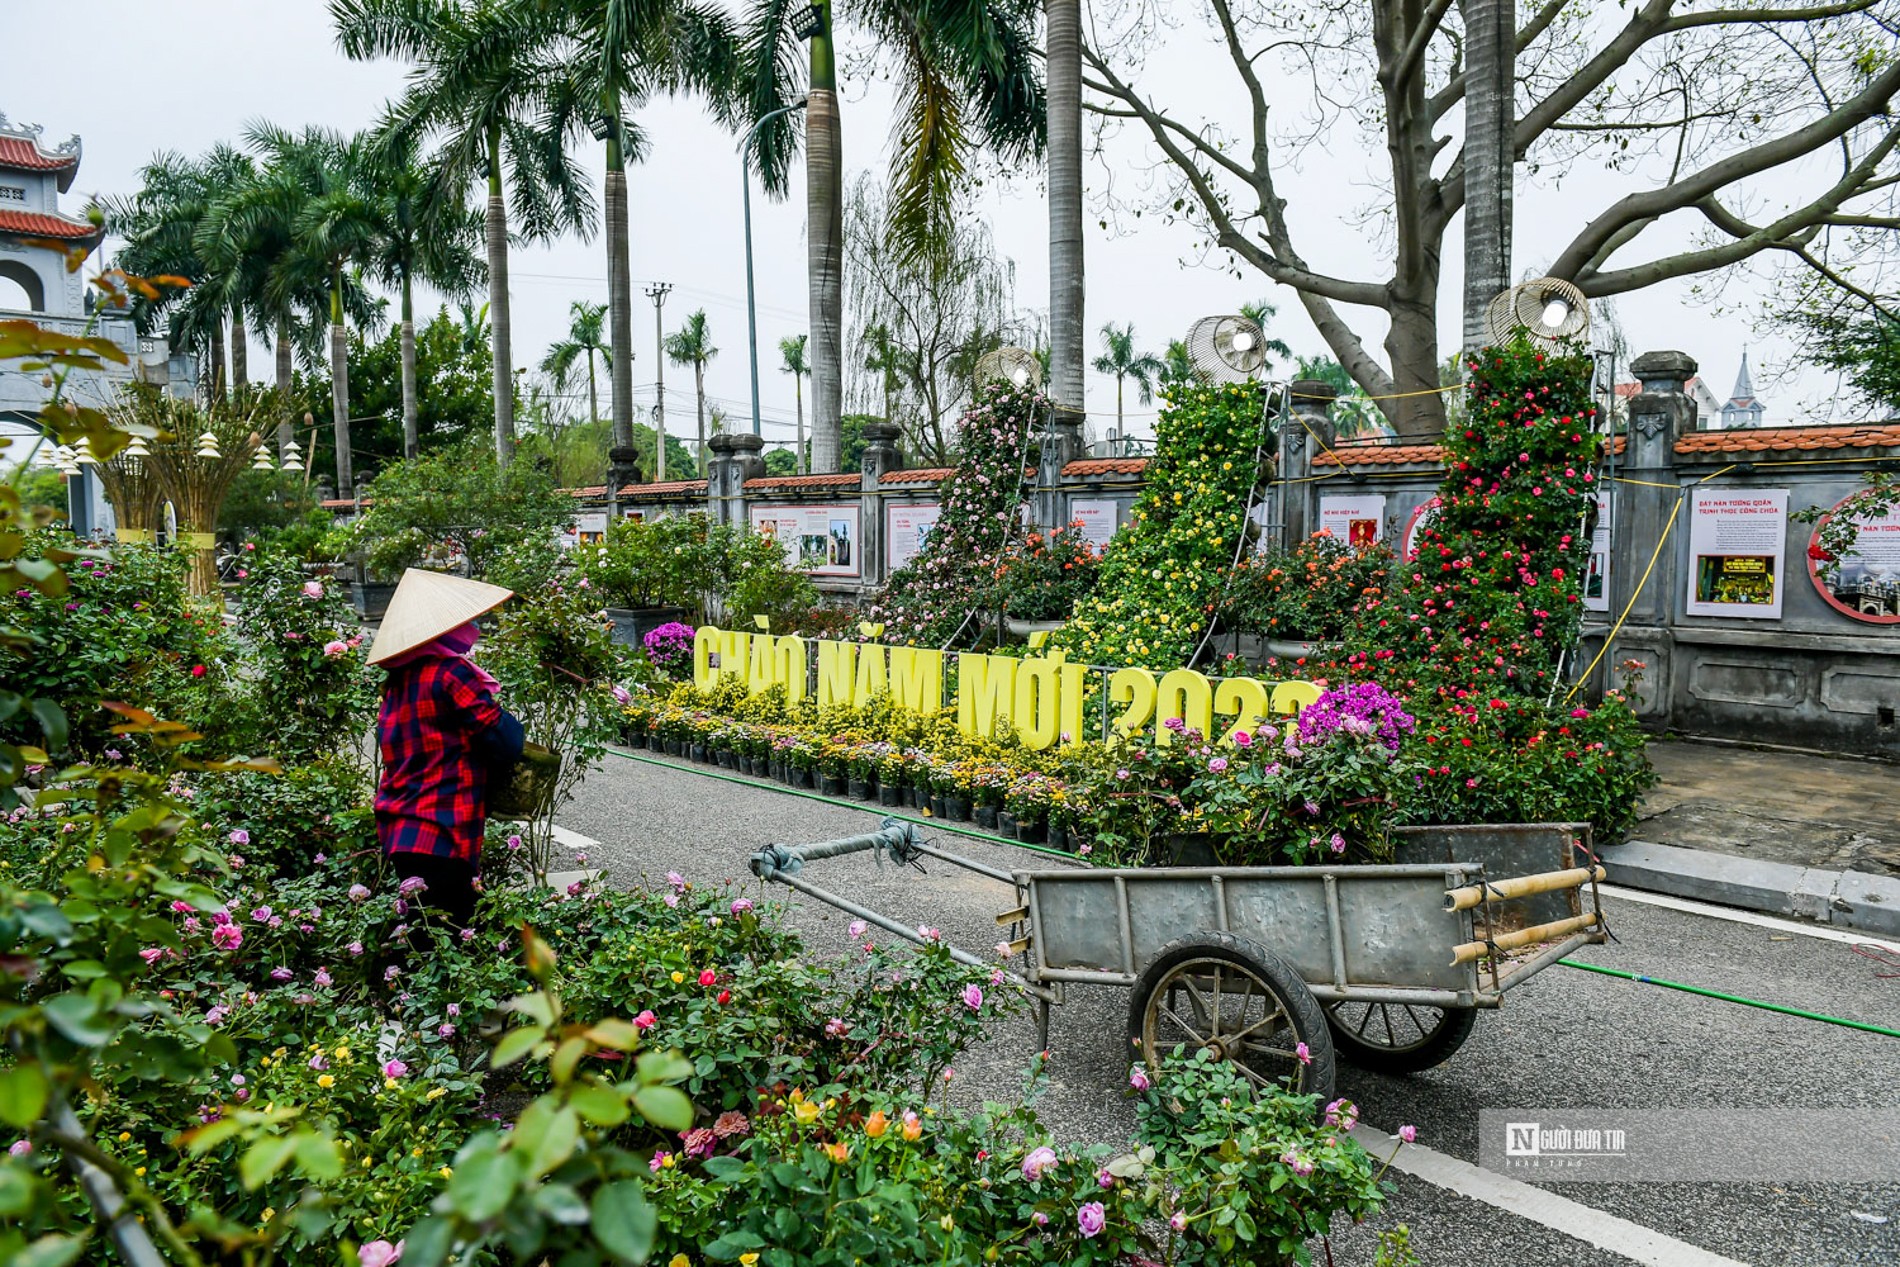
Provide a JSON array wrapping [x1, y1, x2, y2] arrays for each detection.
[[1636, 740, 1900, 876], [559, 746, 1900, 1267]]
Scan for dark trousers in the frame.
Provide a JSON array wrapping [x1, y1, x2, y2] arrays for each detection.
[[387, 849, 480, 929]]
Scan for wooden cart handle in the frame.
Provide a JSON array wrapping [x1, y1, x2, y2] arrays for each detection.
[[1451, 912, 1600, 965], [1444, 866, 1605, 912]]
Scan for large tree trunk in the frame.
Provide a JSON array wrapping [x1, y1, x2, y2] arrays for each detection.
[[274, 313, 295, 453], [1046, 0, 1086, 428], [605, 124, 636, 456], [1383, 287, 1444, 435], [400, 275, 419, 459], [806, 35, 845, 473], [1460, 0, 1515, 353], [230, 309, 248, 392], [486, 127, 516, 468]]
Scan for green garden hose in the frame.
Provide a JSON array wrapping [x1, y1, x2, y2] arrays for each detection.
[[1556, 959, 1900, 1039], [611, 747, 1900, 1039], [606, 747, 1081, 862]]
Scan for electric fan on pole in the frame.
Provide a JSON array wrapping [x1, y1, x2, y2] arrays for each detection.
[[1185, 314, 1270, 384], [1485, 277, 1590, 346]]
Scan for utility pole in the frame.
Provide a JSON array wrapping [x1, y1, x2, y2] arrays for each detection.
[[645, 282, 673, 482]]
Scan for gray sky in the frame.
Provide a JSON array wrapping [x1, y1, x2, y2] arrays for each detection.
[[6, 0, 1858, 457]]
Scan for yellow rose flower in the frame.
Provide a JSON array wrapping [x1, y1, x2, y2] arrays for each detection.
[[671, 971, 685, 984], [317, 1074, 335, 1089], [439, 1166, 453, 1179], [739, 1255, 760, 1266], [669, 1257, 691, 1267], [792, 1099, 821, 1126]]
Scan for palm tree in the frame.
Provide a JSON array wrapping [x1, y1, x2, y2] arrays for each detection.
[[543, 301, 613, 431], [358, 133, 485, 457], [778, 333, 810, 474], [333, 0, 598, 468], [533, 0, 736, 466], [1237, 299, 1295, 367], [1091, 323, 1163, 442], [734, 0, 1046, 473], [1157, 338, 1195, 389], [663, 309, 717, 476], [861, 322, 903, 431], [1046, 0, 1083, 424]]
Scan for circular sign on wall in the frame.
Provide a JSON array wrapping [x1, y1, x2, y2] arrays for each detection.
[[1805, 489, 1900, 624], [1399, 497, 1441, 560]]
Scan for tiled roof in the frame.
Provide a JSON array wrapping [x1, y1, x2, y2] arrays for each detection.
[[742, 472, 861, 491], [1063, 457, 1148, 477], [0, 137, 79, 175], [319, 498, 358, 510], [880, 466, 954, 485], [1675, 423, 1900, 455], [0, 208, 102, 241], [619, 479, 707, 497], [1315, 435, 1627, 467], [563, 485, 608, 498]]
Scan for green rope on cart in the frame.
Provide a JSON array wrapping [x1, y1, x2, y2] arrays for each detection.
[[1556, 959, 1900, 1039]]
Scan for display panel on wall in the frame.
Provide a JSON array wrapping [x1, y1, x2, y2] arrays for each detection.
[[1583, 490, 1611, 614], [1805, 489, 1900, 625], [751, 503, 862, 577], [1069, 498, 1120, 550], [1685, 488, 1788, 619], [885, 502, 942, 571], [1318, 494, 1386, 547]]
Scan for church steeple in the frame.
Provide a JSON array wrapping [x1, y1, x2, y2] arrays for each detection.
[[1730, 349, 1755, 405]]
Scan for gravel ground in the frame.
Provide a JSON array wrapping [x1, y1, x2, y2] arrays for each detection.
[[560, 747, 1900, 1267]]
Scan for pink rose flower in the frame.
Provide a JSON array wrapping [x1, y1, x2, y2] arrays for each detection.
[[381, 1060, 407, 1079], [356, 1240, 403, 1267], [301, 581, 324, 600], [1077, 1201, 1106, 1238], [962, 983, 984, 1012], [212, 923, 243, 951]]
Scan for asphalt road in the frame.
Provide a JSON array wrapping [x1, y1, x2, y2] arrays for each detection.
[[559, 747, 1900, 1267]]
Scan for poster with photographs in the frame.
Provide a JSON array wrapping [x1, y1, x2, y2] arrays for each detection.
[[885, 503, 942, 571], [1318, 494, 1387, 549], [1583, 491, 1611, 613], [751, 504, 861, 577], [1686, 488, 1787, 618], [1806, 491, 1900, 624]]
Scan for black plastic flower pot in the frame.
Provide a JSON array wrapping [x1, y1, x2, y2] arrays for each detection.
[[791, 767, 814, 790], [974, 805, 999, 831], [689, 744, 708, 764], [944, 796, 971, 822], [878, 784, 904, 808], [1015, 818, 1047, 845], [1046, 825, 1070, 853], [847, 778, 873, 801], [820, 775, 847, 798]]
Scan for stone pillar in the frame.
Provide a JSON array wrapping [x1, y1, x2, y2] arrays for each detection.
[[859, 422, 903, 588], [606, 444, 641, 521], [1035, 407, 1087, 533], [1597, 350, 1694, 717], [706, 433, 765, 526], [1278, 379, 1334, 550]]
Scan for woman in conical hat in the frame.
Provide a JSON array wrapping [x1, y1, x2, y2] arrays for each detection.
[[366, 568, 524, 925]]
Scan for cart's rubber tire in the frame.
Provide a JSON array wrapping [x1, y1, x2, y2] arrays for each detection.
[[1126, 931, 1335, 1105], [1324, 1000, 1476, 1074]]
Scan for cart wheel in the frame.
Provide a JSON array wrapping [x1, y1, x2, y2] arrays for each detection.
[[1127, 932, 1334, 1103], [1324, 1001, 1475, 1073]]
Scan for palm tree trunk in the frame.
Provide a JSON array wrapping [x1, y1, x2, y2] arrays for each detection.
[[1046, 0, 1085, 428], [400, 273, 419, 459], [485, 125, 516, 468], [1460, 0, 1514, 354], [329, 270, 353, 490], [209, 321, 227, 405], [806, 23, 845, 473], [230, 309, 249, 392], [586, 350, 599, 429], [1115, 375, 1124, 442], [274, 312, 295, 453], [604, 116, 636, 456], [794, 375, 806, 475], [694, 361, 707, 476]]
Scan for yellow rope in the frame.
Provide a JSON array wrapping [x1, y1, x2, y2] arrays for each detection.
[[1563, 464, 1736, 703]]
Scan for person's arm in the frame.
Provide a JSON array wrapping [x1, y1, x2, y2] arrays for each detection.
[[440, 662, 526, 766]]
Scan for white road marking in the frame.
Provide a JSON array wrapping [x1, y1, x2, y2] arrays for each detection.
[[1348, 1124, 1751, 1267], [1598, 883, 1900, 954], [550, 825, 600, 853]]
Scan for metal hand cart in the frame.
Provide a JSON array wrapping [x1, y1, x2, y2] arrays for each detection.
[[750, 822, 1605, 1102]]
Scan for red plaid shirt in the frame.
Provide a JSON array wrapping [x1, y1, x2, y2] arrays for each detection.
[[375, 656, 512, 863]]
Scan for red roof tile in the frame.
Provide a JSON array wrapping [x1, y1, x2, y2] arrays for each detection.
[[563, 485, 608, 498], [0, 208, 102, 241], [619, 479, 707, 497], [1314, 434, 1626, 467], [319, 498, 358, 510], [0, 137, 79, 176], [1674, 423, 1900, 455], [880, 466, 954, 485], [1063, 457, 1148, 477], [742, 472, 861, 491]]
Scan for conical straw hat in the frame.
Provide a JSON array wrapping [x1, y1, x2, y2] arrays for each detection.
[[366, 568, 515, 665]]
